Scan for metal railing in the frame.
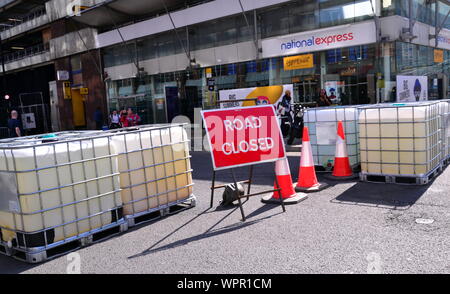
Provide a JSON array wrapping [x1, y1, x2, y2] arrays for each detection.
[[0, 7, 47, 33], [3, 42, 50, 64]]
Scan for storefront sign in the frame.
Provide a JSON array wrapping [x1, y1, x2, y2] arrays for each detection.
[[435, 28, 450, 50], [63, 82, 72, 100], [80, 87, 89, 95], [218, 85, 293, 109], [261, 21, 376, 58], [202, 105, 286, 170], [340, 67, 356, 76], [283, 54, 314, 70], [434, 49, 444, 63], [57, 70, 70, 81], [206, 68, 213, 78], [396, 75, 428, 102]]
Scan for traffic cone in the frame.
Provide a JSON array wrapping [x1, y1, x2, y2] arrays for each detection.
[[295, 127, 329, 193], [262, 158, 308, 205], [325, 121, 359, 180]]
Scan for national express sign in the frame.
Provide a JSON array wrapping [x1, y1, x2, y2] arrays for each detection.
[[261, 21, 377, 58]]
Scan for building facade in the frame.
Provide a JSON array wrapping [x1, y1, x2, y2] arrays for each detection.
[[1, 0, 450, 131]]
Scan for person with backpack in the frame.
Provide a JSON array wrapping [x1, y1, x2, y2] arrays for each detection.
[[109, 110, 121, 129]]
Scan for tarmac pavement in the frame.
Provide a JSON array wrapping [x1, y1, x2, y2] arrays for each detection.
[[0, 150, 449, 274]]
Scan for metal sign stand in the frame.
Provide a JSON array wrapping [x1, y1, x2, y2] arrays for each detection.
[[210, 163, 286, 222]]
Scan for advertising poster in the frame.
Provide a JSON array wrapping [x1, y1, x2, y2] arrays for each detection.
[[218, 85, 294, 109], [396, 75, 428, 102], [22, 113, 36, 130], [324, 81, 345, 104]]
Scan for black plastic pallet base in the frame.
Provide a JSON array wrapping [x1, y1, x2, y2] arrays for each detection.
[[360, 167, 442, 185], [0, 220, 128, 264], [126, 196, 197, 227], [443, 158, 450, 167]]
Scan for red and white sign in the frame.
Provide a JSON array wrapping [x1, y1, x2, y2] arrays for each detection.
[[202, 105, 286, 170]]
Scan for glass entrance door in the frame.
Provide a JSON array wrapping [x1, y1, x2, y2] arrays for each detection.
[[295, 79, 319, 103]]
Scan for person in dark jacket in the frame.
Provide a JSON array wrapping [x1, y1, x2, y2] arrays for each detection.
[[7, 110, 23, 138], [277, 90, 293, 137], [94, 107, 104, 130], [317, 89, 332, 107]]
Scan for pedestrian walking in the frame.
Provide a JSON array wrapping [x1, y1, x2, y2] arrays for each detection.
[[7, 110, 23, 138], [277, 90, 293, 137], [109, 110, 121, 129], [94, 107, 104, 130]]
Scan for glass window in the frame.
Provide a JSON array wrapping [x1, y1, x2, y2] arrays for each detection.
[[137, 37, 158, 61], [260, 5, 290, 39], [192, 22, 218, 50], [237, 13, 254, 43], [173, 29, 189, 55], [157, 34, 175, 57], [319, 0, 374, 27], [381, 0, 395, 16], [216, 17, 238, 46], [319, 0, 354, 27], [227, 64, 237, 75], [289, 0, 318, 33], [439, 1, 450, 29], [246, 61, 257, 73], [103, 44, 136, 68]]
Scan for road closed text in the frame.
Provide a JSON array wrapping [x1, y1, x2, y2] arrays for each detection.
[[222, 137, 275, 155], [202, 105, 286, 170], [222, 116, 274, 155]]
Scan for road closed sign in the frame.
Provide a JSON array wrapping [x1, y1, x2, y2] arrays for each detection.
[[202, 105, 286, 170]]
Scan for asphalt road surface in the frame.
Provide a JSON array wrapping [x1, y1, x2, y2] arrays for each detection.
[[1, 151, 449, 274]]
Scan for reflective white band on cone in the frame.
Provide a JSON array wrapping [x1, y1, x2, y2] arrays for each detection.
[[335, 136, 348, 158], [300, 141, 315, 167], [276, 158, 291, 176]]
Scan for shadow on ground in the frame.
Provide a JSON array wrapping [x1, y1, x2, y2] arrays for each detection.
[[0, 254, 38, 274], [330, 181, 431, 210], [128, 204, 282, 259]]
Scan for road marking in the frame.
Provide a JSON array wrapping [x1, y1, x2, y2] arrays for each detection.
[[415, 218, 435, 225]]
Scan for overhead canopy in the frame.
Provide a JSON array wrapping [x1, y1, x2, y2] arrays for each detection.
[[0, 0, 47, 24], [69, 0, 186, 28]]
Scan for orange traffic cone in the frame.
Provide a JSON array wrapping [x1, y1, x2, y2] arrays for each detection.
[[295, 127, 329, 193], [326, 121, 359, 180], [262, 158, 308, 205]]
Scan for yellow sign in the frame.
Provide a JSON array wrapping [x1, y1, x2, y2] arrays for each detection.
[[80, 87, 89, 95], [206, 67, 213, 78], [434, 49, 444, 63], [63, 82, 72, 100], [283, 54, 314, 71]]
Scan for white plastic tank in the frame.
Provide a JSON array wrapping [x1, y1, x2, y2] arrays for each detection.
[[0, 134, 122, 247], [438, 100, 450, 162], [359, 102, 441, 176], [109, 125, 193, 216], [303, 105, 360, 171]]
